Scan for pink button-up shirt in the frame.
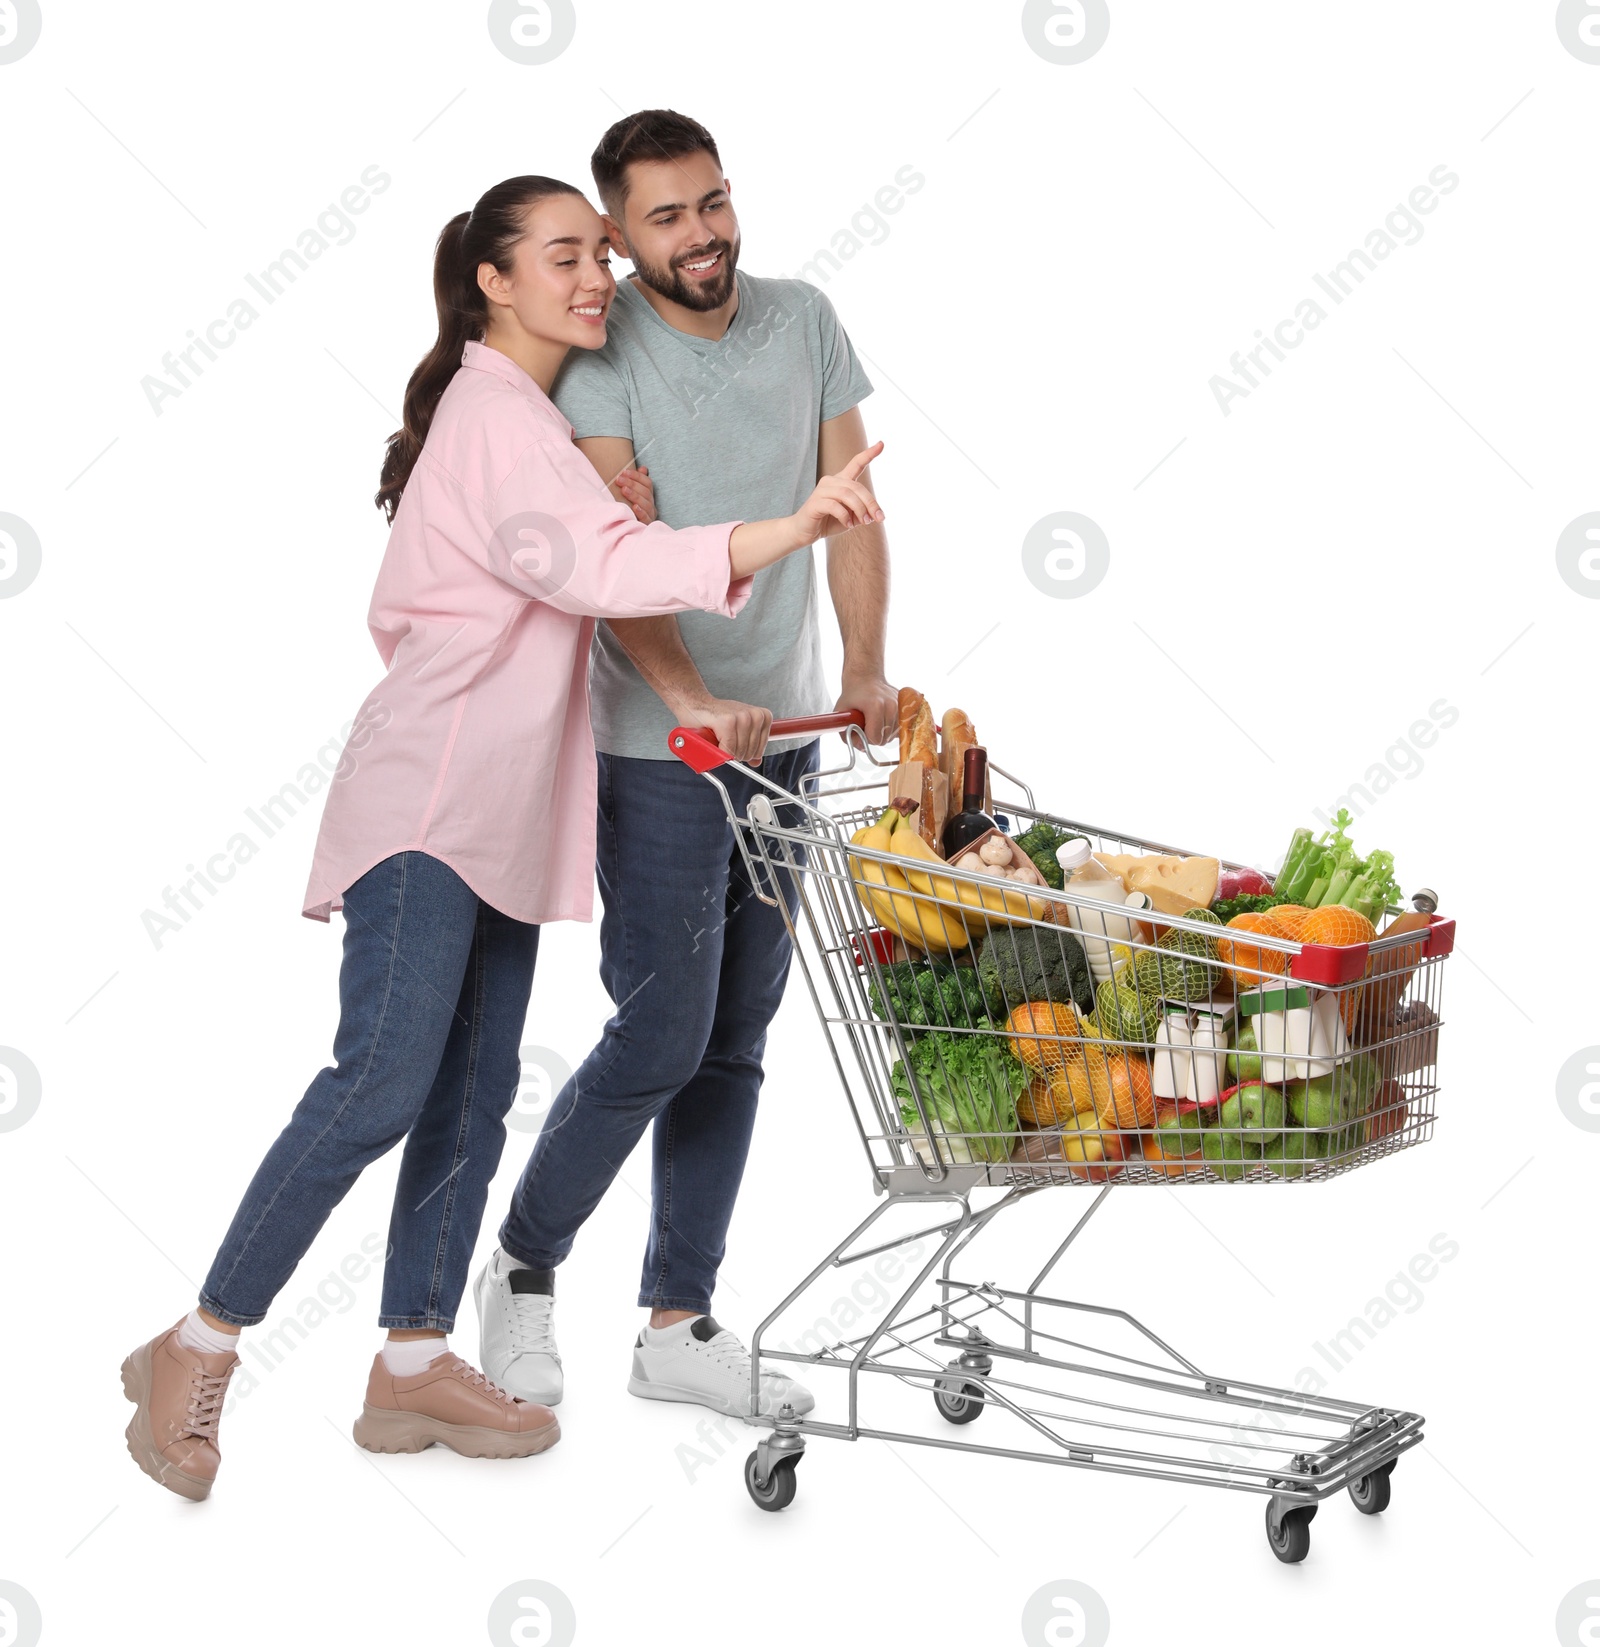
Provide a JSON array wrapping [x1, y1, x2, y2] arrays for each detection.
[[302, 341, 748, 926]]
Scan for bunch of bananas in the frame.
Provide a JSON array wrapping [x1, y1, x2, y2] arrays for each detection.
[[847, 806, 971, 955], [847, 806, 1055, 954]]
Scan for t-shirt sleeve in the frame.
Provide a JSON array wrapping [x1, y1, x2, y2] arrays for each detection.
[[551, 350, 634, 442], [810, 287, 874, 421]]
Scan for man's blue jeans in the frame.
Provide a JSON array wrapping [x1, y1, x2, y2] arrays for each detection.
[[499, 740, 818, 1313], [201, 851, 539, 1330]]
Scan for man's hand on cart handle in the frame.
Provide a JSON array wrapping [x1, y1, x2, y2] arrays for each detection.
[[681, 695, 774, 765], [835, 670, 898, 748], [669, 710, 868, 772]]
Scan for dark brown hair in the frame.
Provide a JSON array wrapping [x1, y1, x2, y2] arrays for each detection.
[[375, 174, 583, 522], [589, 108, 721, 219]]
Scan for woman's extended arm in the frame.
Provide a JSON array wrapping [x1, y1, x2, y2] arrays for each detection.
[[726, 441, 884, 578], [482, 436, 884, 621]]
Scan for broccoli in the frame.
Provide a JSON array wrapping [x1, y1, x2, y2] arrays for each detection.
[[975, 924, 1094, 1018], [1013, 822, 1071, 891], [868, 960, 993, 1032]]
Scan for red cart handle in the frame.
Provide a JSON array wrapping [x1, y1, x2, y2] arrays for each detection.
[[668, 709, 868, 773]]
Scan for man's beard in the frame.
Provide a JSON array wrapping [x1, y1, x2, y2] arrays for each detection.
[[631, 234, 740, 312]]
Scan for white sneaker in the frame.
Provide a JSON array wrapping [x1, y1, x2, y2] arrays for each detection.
[[627, 1315, 814, 1419], [473, 1248, 562, 1406]]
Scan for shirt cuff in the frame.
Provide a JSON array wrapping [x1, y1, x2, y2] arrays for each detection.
[[706, 522, 750, 617]]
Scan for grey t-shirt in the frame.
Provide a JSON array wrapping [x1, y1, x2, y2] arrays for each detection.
[[552, 271, 873, 759]]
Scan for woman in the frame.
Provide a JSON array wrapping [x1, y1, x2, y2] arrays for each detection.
[[120, 174, 883, 1499]]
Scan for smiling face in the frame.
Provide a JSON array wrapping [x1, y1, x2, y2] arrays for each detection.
[[607, 150, 740, 312], [477, 192, 616, 352]]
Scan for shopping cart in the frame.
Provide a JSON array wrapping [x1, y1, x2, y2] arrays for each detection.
[[668, 711, 1453, 1563]]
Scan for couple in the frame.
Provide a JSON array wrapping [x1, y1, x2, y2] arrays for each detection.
[[121, 108, 899, 1498]]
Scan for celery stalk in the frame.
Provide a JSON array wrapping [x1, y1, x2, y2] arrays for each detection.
[[1305, 874, 1332, 907], [1274, 828, 1314, 895], [1284, 849, 1327, 905], [1324, 866, 1356, 907]]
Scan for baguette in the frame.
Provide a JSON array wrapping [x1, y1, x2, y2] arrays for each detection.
[[940, 708, 976, 811], [896, 687, 924, 764], [907, 700, 937, 768], [918, 765, 949, 850]]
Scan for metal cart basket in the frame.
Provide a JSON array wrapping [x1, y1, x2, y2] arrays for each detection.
[[668, 711, 1454, 1562]]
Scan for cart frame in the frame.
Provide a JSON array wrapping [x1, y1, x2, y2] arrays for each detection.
[[669, 712, 1444, 1560]]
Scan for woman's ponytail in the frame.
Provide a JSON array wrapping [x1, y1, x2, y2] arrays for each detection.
[[376, 175, 583, 523]]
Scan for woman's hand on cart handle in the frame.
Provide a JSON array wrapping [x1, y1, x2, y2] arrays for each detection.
[[728, 443, 885, 579]]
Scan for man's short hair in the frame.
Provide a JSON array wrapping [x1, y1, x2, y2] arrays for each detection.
[[590, 108, 722, 218]]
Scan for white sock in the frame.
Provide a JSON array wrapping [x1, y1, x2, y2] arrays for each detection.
[[177, 1309, 241, 1356], [642, 1316, 702, 1344], [382, 1335, 448, 1376]]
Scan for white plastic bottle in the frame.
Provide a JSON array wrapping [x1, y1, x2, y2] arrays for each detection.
[[1056, 839, 1128, 983]]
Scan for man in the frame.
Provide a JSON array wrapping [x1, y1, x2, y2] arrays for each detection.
[[475, 109, 896, 1419]]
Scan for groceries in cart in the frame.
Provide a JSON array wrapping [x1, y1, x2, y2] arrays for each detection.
[[845, 696, 1450, 1185]]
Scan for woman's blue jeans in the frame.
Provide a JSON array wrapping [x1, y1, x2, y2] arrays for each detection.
[[200, 851, 539, 1330]]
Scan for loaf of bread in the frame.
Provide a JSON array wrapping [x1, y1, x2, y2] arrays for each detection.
[[940, 708, 977, 811]]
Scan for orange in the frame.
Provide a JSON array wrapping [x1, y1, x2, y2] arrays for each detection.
[[1092, 1051, 1156, 1130], [1299, 906, 1377, 949], [1140, 1134, 1201, 1179], [1266, 903, 1313, 941], [1216, 911, 1291, 986], [1059, 1049, 1113, 1115], [1005, 1002, 1082, 1073], [1298, 905, 1378, 1027], [1018, 1075, 1060, 1127]]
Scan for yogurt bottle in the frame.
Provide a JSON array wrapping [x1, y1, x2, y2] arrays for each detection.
[[1056, 839, 1132, 983]]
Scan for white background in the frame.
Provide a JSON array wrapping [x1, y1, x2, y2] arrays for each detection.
[[2, 2, 1596, 1643]]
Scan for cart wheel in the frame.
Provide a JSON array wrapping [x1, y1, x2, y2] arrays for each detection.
[[1348, 1461, 1394, 1515], [933, 1380, 986, 1425], [1266, 1503, 1314, 1564], [744, 1450, 798, 1512]]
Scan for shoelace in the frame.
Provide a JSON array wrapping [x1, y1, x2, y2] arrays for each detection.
[[448, 1356, 520, 1405], [507, 1293, 559, 1360], [183, 1369, 232, 1440], [700, 1329, 789, 1390]]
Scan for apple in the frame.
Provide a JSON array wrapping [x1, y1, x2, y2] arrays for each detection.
[[1218, 867, 1274, 901], [1200, 1128, 1260, 1182], [1218, 1081, 1286, 1145], [1060, 1124, 1127, 1183], [1141, 1133, 1202, 1178], [1262, 1129, 1326, 1179], [1366, 1079, 1410, 1143]]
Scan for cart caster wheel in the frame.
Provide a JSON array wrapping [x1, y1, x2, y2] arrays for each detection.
[[744, 1450, 798, 1512], [1266, 1503, 1314, 1564], [1348, 1461, 1394, 1515], [933, 1380, 986, 1425]]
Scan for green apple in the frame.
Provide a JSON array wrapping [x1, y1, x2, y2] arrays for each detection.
[[1217, 1082, 1285, 1146], [1156, 1111, 1204, 1158], [1201, 1127, 1261, 1182], [1262, 1129, 1326, 1179], [1333, 1051, 1382, 1116], [1227, 1021, 1262, 1084], [1289, 1075, 1347, 1130]]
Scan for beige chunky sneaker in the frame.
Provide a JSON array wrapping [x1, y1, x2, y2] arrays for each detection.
[[121, 1321, 239, 1501], [352, 1353, 560, 1458]]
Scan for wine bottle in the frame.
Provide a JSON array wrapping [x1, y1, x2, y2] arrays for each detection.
[[942, 746, 998, 857]]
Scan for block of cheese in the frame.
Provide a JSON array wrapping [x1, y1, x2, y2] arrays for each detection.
[[1096, 853, 1219, 916]]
